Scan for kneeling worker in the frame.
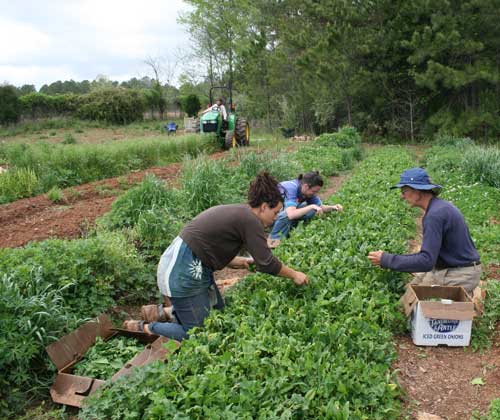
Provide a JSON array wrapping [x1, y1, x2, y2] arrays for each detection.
[[368, 167, 481, 295], [268, 171, 343, 247], [124, 172, 309, 341]]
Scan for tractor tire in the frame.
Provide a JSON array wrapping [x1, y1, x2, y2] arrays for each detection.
[[235, 118, 250, 146], [193, 118, 200, 133], [224, 131, 236, 150]]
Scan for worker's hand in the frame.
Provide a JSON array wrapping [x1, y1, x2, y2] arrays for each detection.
[[332, 204, 343, 212], [367, 251, 384, 266], [292, 271, 309, 286], [310, 204, 323, 215], [228, 256, 254, 269]]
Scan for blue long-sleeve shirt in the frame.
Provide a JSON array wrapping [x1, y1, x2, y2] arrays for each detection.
[[381, 197, 480, 272]]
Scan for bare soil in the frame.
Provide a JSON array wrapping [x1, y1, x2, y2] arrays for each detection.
[[395, 325, 500, 419], [0, 151, 227, 248], [0, 165, 182, 248]]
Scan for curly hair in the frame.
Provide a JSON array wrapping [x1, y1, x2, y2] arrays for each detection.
[[298, 171, 323, 187], [248, 171, 282, 208]]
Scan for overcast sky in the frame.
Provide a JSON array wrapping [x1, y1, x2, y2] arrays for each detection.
[[0, 0, 193, 89]]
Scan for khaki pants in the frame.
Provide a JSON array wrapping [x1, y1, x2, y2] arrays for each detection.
[[410, 264, 481, 295]]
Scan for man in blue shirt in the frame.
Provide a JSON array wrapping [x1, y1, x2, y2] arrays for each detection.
[[268, 171, 343, 247], [368, 168, 481, 294]]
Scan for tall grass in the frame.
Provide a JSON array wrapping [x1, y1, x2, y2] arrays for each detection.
[[0, 167, 39, 203], [180, 154, 242, 217], [236, 150, 300, 181], [0, 134, 217, 203], [461, 146, 500, 189], [0, 117, 105, 137], [98, 175, 184, 230]]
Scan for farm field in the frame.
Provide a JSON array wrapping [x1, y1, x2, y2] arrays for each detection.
[[0, 129, 499, 420]]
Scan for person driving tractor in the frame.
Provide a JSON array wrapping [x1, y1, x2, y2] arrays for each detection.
[[202, 97, 227, 121]]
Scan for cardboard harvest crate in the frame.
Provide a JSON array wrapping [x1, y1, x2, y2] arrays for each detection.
[[45, 314, 179, 407], [401, 285, 476, 346]]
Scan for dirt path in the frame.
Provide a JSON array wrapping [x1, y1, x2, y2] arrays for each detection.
[[395, 327, 500, 419]]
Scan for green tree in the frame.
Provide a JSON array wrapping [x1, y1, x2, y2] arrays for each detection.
[[181, 94, 201, 117], [18, 84, 36, 96], [403, 0, 500, 140], [0, 85, 22, 125]]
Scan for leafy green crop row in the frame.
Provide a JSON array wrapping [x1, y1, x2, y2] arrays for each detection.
[[80, 147, 415, 419], [0, 128, 363, 418]]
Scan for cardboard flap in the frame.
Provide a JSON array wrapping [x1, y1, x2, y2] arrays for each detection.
[[50, 373, 105, 407], [411, 285, 472, 302], [400, 286, 418, 317], [111, 337, 180, 381], [420, 301, 476, 321], [46, 314, 114, 370]]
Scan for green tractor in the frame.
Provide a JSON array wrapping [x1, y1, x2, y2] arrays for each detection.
[[196, 86, 250, 150]]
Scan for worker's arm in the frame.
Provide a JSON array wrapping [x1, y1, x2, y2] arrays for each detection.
[[278, 264, 309, 286], [285, 204, 322, 220], [321, 204, 343, 213]]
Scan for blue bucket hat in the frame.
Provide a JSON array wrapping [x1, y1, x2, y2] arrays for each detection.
[[391, 167, 442, 194]]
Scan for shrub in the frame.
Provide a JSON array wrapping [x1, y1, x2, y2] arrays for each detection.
[[0, 85, 22, 125], [47, 186, 64, 203], [62, 133, 77, 144], [78, 88, 146, 124], [19, 93, 55, 119], [316, 126, 361, 148]]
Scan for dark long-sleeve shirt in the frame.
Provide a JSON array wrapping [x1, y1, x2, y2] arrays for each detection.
[[180, 204, 282, 275], [381, 197, 480, 272]]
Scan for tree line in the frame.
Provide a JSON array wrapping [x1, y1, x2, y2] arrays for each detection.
[[181, 0, 500, 142], [0, 75, 207, 125], [2, 0, 499, 140]]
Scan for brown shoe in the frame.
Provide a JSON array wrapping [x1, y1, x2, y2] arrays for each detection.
[[141, 304, 168, 323], [122, 320, 147, 333]]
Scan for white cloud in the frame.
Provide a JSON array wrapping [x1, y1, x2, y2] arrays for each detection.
[[0, 17, 52, 63], [0, 64, 76, 87], [0, 0, 192, 89]]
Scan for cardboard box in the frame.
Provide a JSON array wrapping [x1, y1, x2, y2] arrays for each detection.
[[401, 285, 476, 346], [45, 314, 179, 407]]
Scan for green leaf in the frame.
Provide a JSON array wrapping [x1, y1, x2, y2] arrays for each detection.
[[471, 377, 485, 386]]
